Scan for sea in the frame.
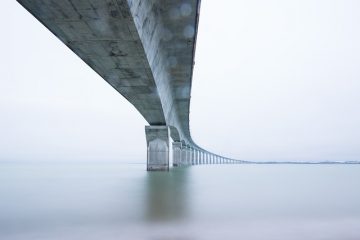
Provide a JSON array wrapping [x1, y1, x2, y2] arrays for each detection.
[[0, 162, 359, 240]]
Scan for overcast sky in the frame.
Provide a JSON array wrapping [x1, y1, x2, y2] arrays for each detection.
[[1, 0, 360, 162]]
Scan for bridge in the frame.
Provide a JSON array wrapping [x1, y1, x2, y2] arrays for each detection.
[[17, 0, 242, 170]]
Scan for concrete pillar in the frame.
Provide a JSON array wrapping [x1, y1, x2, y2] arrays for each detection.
[[191, 148, 196, 165], [196, 150, 200, 165], [188, 146, 192, 165], [193, 149, 197, 165], [172, 142, 182, 167], [189, 147, 193, 165], [185, 145, 190, 165], [180, 144, 186, 166], [145, 126, 171, 171], [197, 150, 200, 165]]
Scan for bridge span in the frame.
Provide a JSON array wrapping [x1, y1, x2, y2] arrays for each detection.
[[18, 0, 242, 170]]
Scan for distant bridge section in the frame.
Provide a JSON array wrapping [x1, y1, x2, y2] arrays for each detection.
[[18, 0, 242, 170]]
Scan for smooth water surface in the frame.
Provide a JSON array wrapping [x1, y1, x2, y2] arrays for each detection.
[[0, 162, 359, 240]]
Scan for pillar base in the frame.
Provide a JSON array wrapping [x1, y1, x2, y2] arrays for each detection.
[[145, 126, 171, 171]]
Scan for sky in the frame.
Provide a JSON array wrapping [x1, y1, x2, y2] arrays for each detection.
[[1, 0, 360, 162]]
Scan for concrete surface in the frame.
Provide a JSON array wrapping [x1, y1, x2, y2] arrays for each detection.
[[17, 0, 242, 170]]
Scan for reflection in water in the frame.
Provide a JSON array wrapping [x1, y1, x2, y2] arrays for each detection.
[[0, 163, 360, 240], [145, 167, 189, 222]]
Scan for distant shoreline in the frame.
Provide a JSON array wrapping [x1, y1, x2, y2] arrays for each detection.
[[241, 161, 360, 164]]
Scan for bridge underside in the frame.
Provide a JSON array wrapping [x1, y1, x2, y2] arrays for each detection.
[[18, 0, 241, 169]]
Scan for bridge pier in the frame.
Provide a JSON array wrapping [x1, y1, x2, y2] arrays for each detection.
[[172, 142, 182, 167], [145, 126, 171, 171], [191, 149, 194, 165], [186, 145, 191, 165], [195, 149, 198, 165], [194, 149, 197, 165]]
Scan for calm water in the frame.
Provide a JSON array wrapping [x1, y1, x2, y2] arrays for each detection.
[[0, 162, 360, 240]]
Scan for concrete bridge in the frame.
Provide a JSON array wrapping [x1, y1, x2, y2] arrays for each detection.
[[18, 0, 242, 170]]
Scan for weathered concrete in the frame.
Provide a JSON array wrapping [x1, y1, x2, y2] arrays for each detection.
[[172, 141, 182, 167], [17, 0, 240, 169], [145, 126, 171, 171]]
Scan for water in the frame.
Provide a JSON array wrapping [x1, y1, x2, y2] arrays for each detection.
[[1, 162, 360, 240]]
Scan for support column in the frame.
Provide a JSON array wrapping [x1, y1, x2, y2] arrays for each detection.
[[180, 143, 186, 166], [172, 142, 182, 167], [195, 150, 199, 165], [186, 145, 191, 165], [188, 147, 192, 165], [145, 126, 171, 171], [191, 148, 194, 165]]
